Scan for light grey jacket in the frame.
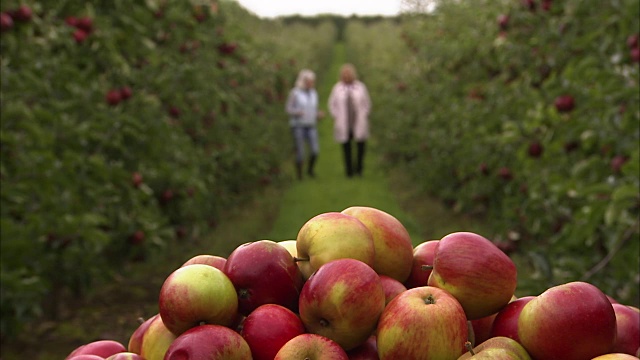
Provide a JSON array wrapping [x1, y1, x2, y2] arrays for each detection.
[[286, 88, 319, 127]]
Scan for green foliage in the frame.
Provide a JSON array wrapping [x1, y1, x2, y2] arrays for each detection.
[[350, 0, 639, 305], [0, 0, 336, 339]]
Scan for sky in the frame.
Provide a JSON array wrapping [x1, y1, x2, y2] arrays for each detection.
[[233, 0, 404, 18]]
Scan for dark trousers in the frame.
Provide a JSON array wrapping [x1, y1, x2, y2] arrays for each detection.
[[342, 135, 365, 177]]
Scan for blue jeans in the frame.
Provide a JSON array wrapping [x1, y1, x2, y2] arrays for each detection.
[[291, 126, 319, 163]]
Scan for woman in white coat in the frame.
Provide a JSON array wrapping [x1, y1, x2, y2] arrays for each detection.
[[328, 63, 371, 177]]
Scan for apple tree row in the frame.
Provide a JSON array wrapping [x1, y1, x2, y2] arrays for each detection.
[[0, 0, 336, 339], [345, 0, 639, 306]]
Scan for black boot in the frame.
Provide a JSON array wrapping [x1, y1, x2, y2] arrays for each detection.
[[342, 142, 353, 177], [307, 154, 317, 178]]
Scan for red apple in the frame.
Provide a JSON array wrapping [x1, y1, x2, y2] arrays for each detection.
[[498, 167, 513, 181], [240, 304, 306, 360], [67, 356, 104, 360], [427, 232, 518, 320], [611, 155, 628, 173], [12, 5, 32, 22], [127, 315, 156, 354], [159, 264, 238, 336], [181, 254, 227, 270], [128, 230, 144, 245], [106, 90, 122, 106], [489, 296, 535, 342], [497, 14, 509, 30], [527, 141, 543, 158], [379, 275, 407, 306], [346, 335, 378, 360], [65, 340, 127, 359], [223, 240, 303, 315], [376, 286, 468, 359], [299, 258, 385, 351], [627, 34, 639, 49], [131, 172, 143, 188], [73, 29, 89, 44], [341, 206, 414, 283], [631, 48, 640, 63], [469, 312, 498, 346], [554, 95, 575, 113], [295, 212, 375, 280], [592, 354, 640, 360], [458, 336, 531, 359], [120, 87, 132, 100], [1, 12, 13, 32], [139, 315, 176, 360], [76, 17, 93, 33], [518, 281, 617, 360], [612, 304, 640, 355], [274, 334, 349, 360], [404, 240, 438, 288], [164, 324, 252, 360]]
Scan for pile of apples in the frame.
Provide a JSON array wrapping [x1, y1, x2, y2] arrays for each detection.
[[65, 206, 639, 360]]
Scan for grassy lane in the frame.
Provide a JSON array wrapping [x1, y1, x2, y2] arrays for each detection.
[[266, 43, 425, 244]]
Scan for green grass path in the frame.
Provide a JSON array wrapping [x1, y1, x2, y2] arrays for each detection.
[[266, 43, 425, 243]]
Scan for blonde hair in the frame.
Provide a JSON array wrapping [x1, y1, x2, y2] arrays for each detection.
[[295, 69, 316, 89], [340, 63, 357, 83]]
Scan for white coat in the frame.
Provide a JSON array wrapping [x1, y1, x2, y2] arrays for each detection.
[[328, 80, 371, 143]]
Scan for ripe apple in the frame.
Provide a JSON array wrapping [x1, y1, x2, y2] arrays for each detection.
[[67, 356, 105, 360], [498, 167, 513, 181], [346, 335, 378, 360], [224, 240, 303, 315], [12, 5, 32, 22], [341, 206, 414, 283], [379, 275, 407, 306], [611, 155, 628, 174], [591, 354, 639, 360], [612, 304, 640, 354], [299, 258, 385, 351], [120, 87, 132, 100], [631, 48, 640, 63], [106, 90, 122, 106], [159, 264, 238, 336], [1, 12, 14, 32], [377, 286, 468, 359], [164, 324, 252, 360], [469, 312, 498, 346], [518, 281, 617, 360], [274, 333, 349, 360], [527, 141, 543, 158], [240, 304, 306, 360], [131, 172, 143, 187], [127, 315, 156, 354], [105, 353, 145, 360], [65, 340, 126, 359], [138, 314, 176, 360], [427, 232, 518, 320], [497, 14, 509, 30], [295, 212, 375, 280], [76, 17, 93, 33], [554, 95, 575, 113], [181, 254, 227, 270], [404, 240, 438, 288], [128, 230, 145, 245], [457, 336, 531, 359], [489, 296, 535, 342]]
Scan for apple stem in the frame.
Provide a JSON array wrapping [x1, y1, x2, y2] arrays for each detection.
[[465, 341, 475, 355], [421, 264, 433, 271], [294, 257, 310, 262], [137, 317, 145, 324]]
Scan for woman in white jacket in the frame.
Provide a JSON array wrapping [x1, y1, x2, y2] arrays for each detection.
[[328, 63, 371, 177], [286, 69, 322, 180]]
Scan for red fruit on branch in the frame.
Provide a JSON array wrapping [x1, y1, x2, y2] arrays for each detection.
[[65, 16, 78, 27], [76, 17, 93, 33], [522, 0, 536, 11], [611, 155, 628, 174], [106, 90, 122, 106], [119, 86, 132, 100], [217, 42, 238, 55], [73, 29, 89, 44], [160, 189, 174, 204], [554, 95, 575, 113], [631, 48, 640, 63], [479, 162, 489, 176], [498, 167, 513, 181], [129, 230, 145, 245], [497, 14, 509, 31], [168, 106, 180, 118], [131, 172, 143, 187], [12, 5, 32, 22], [528, 141, 543, 158], [1, 12, 14, 32]]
